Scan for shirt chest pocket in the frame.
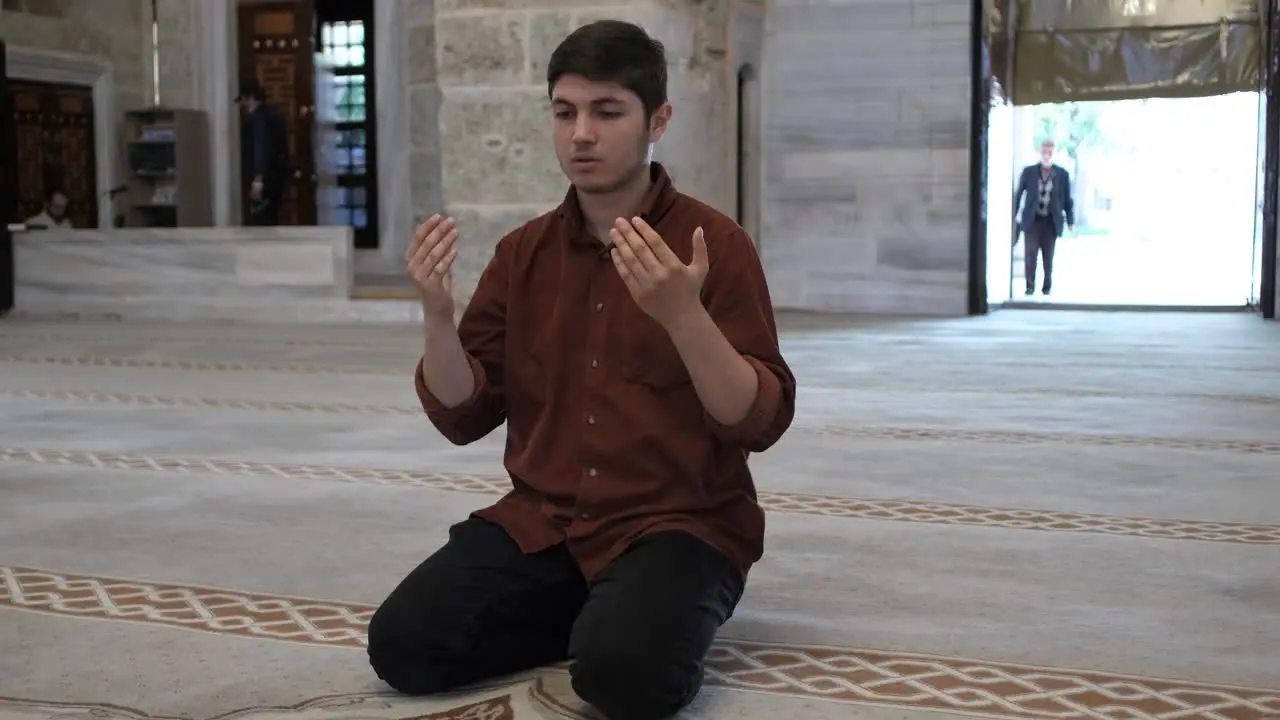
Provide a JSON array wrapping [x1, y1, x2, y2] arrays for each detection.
[[620, 305, 692, 390]]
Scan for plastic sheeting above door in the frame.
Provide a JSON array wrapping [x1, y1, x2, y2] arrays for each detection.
[[998, 0, 1264, 105]]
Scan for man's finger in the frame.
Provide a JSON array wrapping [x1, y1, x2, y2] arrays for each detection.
[[415, 230, 457, 281], [609, 228, 641, 266], [611, 248, 640, 292], [410, 217, 454, 268], [412, 215, 448, 266], [609, 229, 648, 280], [614, 218, 661, 275], [630, 217, 680, 266], [406, 214, 442, 262], [430, 247, 459, 279]]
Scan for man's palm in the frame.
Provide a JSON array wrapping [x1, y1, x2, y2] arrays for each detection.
[[610, 218, 709, 328], [407, 215, 460, 318]]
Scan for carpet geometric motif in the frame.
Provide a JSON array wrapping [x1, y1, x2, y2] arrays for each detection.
[[3, 447, 1278, 545], [2, 567, 1276, 720]]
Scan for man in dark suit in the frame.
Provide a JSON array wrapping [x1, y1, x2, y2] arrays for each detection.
[[237, 78, 291, 226], [1014, 139, 1074, 296]]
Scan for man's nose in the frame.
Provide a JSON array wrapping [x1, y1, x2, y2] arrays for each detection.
[[572, 116, 596, 144]]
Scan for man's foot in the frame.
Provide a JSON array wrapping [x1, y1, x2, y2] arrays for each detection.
[[1024, 289, 1035, 296], [1042, 287, 1051, 296]]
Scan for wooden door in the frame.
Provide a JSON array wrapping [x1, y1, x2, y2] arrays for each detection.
[[1, 42, 16, 314], [8, 79, 98, 229], [238, 0, 317, 226]]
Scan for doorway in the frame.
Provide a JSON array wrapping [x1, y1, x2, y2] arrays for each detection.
[[973, 0, 1278, 318], [7, 79, 98, 230], [996, 94, 1261, 307]]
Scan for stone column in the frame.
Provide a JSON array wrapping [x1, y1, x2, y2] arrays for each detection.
[[153, 0, 239, 226], [433, 0, 734, 308], [359, 0, 431, 277], [405, 0, 444, 242], [153, 0, 201, 110]]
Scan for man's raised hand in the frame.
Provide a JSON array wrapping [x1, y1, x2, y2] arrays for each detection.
[[406, 215, 460, 319], [609, 217, 709, 329]]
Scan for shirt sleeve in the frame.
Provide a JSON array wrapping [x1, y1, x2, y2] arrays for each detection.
[[413, 234, 515, 445], [698, 227, 797, 451]]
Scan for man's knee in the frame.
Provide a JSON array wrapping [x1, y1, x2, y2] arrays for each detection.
[[569, 647, 701, 720], [366, 598, 461, 696]]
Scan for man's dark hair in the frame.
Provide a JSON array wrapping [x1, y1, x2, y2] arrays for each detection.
[[45, 187, 67, 202], [546, 20, 668, 117]]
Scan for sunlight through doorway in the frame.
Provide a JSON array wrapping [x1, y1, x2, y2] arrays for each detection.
[[989, 92, 1262, 308]]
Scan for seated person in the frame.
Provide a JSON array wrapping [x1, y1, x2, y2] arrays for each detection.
[[25, 188, 73, 229], [366, 20, 797, 720]]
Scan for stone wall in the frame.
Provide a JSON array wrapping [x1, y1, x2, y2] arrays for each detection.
[[153, 0, 200, 110], [435, 0, 737, 308], [406, 0, 443, 228], [0, 0, 153, 126], [760, 0, 973, 315]]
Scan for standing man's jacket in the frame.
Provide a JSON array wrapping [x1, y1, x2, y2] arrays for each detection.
[[1015, 163, 1074, 238], [241, 104, 292, 195]]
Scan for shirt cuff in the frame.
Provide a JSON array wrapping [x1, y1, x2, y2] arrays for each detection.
[[414, 353, 488, 416], [703, 355, 783, 447]]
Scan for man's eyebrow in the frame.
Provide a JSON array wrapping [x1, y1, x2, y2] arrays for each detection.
[[550, 96, 626, 106]]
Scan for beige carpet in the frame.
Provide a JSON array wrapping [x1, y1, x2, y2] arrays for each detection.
[[0, 310, 1277, 719]]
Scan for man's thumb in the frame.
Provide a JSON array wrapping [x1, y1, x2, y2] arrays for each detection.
[[691, 227, 708, 269]]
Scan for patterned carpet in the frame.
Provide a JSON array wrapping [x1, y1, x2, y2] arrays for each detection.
[[0, 311, 1277, 719]]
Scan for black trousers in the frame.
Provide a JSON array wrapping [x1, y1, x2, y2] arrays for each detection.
[[367, 517, 744, 720], [1024, 217, 1058, 293], [245, 189, 283, 226]]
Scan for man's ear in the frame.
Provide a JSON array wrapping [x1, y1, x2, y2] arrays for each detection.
[[648, 103, 672, 144]]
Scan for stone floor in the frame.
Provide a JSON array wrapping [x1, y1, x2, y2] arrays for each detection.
[[0, 310, 1278, 719]]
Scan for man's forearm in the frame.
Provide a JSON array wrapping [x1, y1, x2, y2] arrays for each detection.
[[420, 313, 476, 408], [664, 307, 759, 427]]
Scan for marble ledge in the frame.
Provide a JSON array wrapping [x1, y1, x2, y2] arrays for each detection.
[[12, 227, 361, 324]]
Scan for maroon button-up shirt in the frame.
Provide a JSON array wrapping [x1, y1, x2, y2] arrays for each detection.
[[415, 163, 796, 581]]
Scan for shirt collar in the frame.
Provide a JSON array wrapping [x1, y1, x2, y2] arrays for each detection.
[[557, 162, 678, 244]]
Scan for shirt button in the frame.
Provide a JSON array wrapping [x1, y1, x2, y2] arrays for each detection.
[[595, 303, 604, 312], [586, 414, 596, 425], [580, 512, 592, 520], [586, 467, 598, 477], [590, 359, 599, 368]]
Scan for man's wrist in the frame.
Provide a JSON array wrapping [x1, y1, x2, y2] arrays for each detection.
[[661, 303, 711, 342], [421, 309, 455, 335]]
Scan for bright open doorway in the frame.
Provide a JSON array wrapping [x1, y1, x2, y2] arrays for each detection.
[[986, 92, 1263, 308]]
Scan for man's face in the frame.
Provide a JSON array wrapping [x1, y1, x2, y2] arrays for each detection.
[[550, 75, 670, 194], [1040, 143, 1055, 166], [47, 193, 68, 219]]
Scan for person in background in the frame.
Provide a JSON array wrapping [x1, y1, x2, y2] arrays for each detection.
[[1014, 139, 1074, 296], [25, 187, 73, 229], [237, 78, 291, 226]]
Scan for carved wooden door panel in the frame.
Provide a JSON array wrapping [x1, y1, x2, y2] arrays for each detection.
[[8, 79, 98, 229], [238, 0, 317, 226]]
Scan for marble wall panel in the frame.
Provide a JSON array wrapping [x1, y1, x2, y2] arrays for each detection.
[[760, 0, 973, 315], [13, 228, 356, 323]]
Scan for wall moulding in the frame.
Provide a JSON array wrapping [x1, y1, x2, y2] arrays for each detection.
[[5, 45, 117, 228]]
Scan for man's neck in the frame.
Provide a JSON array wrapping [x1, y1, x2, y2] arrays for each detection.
[[578, 165, 652, 244]]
